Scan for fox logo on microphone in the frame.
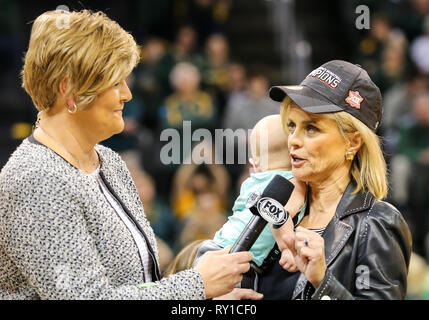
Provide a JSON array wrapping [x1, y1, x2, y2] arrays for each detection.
[[256, 197, 288, 226]]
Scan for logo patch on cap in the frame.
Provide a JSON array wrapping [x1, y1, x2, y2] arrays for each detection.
[[345, 90, 364, 109], [307, 67, 342, 90]]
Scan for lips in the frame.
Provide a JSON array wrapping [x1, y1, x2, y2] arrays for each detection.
[[114, 105, 124, 112], [290, 153, 305, 166]]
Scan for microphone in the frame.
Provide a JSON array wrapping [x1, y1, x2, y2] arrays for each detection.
[[230, 175, 295, 253]]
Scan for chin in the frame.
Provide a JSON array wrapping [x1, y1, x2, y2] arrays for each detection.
[[291, 168, 310, 181], [112, 118, 125, 134]]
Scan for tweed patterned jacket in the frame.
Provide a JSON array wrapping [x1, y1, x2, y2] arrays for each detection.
[[0, 137, 205, 300]]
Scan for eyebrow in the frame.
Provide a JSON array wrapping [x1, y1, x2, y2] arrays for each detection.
[[287, 118, 319, 125]]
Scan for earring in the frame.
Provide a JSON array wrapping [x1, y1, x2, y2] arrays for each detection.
[[346, 152, 355, 161], [33, 111, 43, 131], [67, 104, 78, 114]]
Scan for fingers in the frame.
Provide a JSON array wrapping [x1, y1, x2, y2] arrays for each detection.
[[208, 245, 231, 255], [281, 232, 297, 255], [279, 249, 298, 272], [237, 261, 251, 274], [204, 247, 252, 264], [227, 250, 253, 264], [231, 288, 264, 300], [293, 227, 325, 264], [213, 288, 264, 300]]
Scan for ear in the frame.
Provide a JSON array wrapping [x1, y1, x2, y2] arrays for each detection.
[[59, 77, 76, 108], [347, 131, 363, 155], [249, 157, 261, 173]]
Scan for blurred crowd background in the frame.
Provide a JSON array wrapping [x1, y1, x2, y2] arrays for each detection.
[[2, 0, 429, 299]]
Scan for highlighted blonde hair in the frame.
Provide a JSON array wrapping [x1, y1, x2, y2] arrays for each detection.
[[280, 97, 388, 199], [22, 10, 140, 112]]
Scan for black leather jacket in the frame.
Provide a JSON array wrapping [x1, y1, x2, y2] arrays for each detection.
[[259, 181, 412, 300], [196, 182, 412, 300]]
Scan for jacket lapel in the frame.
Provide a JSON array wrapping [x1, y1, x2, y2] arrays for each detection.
[[323, 182, 373, 267]]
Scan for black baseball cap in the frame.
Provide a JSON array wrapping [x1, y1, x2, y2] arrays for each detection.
[[269, 60, 382, 131]]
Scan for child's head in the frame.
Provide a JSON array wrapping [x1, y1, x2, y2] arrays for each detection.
[[249, 114, 291, 172]]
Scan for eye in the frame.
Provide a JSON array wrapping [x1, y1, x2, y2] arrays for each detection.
[[306, 124, 319, 134], [287, 121, 296, 132]]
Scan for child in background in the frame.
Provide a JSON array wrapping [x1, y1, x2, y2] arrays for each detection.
[[212, 114, 307, 269]]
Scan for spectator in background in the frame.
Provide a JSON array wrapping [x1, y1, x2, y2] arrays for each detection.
[[171, 141, 230, 221], [173, 0, 231, 45], [410, 15, 429, 74], [177, 163, 228, 248], [220, 62, 249, 189], [357, 14, 408, 93], [134, 37, 168, 131], [159, 62, 217, 131], [390, 91, 429, 259], [381, 65, 429, 135], [221, 71, 280, 187], [224, 62, 248, 114], [170, 141, 231, 251], [357, 14, 393, 77], [154, 25, 205, 100], [380, 65, 428, 159], [222, 72, 279, 131], [157, 62, 218, 191], [407, 252, 429, 299], [201, 33, 231, 118], [372, 30, 409, 93]]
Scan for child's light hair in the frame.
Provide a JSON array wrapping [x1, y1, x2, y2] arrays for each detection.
[[280, 97, 388, 199], [249, 114, 291, 172], [22, 10, 140, 111]]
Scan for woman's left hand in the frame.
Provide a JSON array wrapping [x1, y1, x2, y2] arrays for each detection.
[[283, 226, 327, 288]]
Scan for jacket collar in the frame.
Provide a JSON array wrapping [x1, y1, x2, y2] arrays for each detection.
[[324, 181, 374, 266], [334, 181, 373, 220]]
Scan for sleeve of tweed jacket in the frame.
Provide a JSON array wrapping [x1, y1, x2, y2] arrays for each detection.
[[0, 169, 205, 300]]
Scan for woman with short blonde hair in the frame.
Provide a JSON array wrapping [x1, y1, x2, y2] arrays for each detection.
[[0, 9, 255, 300], [22, 10, 139, 112], [260, 60, 412, 300]]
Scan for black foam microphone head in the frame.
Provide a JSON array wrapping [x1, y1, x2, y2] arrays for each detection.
[[261, 174, 295, 205]]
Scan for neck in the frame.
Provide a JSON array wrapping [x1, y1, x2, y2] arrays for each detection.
[[308, 168, 350, 216], [179, 90, 197, 101], [35, 111, 99, 172]]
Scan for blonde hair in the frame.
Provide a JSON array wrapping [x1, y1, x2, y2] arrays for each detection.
[[280, 97, 388, 199], [163, 240, 204, 277], [22, 9, 140, 112]]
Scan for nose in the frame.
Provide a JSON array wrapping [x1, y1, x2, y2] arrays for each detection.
[[288, 129, 303, 151], [120, 79, 132, 103]]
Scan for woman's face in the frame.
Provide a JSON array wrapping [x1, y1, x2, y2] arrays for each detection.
[[286, 105, 349, 185], [77, 78, 132, 142]]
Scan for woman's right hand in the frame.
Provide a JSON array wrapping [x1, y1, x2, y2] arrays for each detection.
[[195, 246, 252, 299]]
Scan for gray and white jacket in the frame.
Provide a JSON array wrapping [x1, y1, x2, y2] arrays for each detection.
[[0, 136, 205, 300]]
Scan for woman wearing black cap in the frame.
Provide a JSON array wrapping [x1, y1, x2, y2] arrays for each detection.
[[260, 60, 412, 300]]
